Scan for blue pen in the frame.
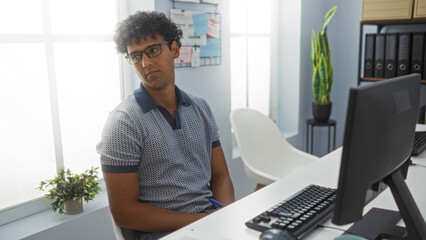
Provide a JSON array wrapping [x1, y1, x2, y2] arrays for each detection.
[[208, 198, 224, 207]]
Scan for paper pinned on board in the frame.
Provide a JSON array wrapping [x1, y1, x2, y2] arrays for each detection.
[[208, 20, 220, 38], [200, 38, 220, 57], [192, 13, 210, 36], [171, 9, 207, 46], [175, 46, 192, 64], [191, 46, 200, 67]]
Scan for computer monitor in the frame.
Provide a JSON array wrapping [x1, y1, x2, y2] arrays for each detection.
[[332, 74, 426, 239]]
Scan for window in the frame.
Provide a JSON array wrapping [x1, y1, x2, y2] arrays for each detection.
[[229, 0, 277, 116], [0, 0, 122, 223]]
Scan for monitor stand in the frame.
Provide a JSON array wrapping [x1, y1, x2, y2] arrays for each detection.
[[344, 170, 426, 240], [345, 208, 406, 239]]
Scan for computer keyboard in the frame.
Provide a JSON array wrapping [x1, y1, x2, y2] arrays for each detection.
[[412, 131, 426, 156], [245, 185, 336, 239]]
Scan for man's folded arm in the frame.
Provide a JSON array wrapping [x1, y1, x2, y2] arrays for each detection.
[[104, 172, 207, 232]]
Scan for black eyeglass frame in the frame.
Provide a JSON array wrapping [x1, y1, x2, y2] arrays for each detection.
[[125, 41, 170, 65]]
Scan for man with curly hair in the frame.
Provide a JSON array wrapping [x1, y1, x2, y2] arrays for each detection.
[[97, 11, 235, 239]]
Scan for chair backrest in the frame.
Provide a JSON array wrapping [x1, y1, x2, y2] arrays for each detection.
[[230, 108, 317, 185], [111, 215, 136, 240]]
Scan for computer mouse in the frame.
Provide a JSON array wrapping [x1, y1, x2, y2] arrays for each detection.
[[259, 229, 297, 240]]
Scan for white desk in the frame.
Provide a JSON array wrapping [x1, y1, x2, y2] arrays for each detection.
[[162, 126, 426, 240]]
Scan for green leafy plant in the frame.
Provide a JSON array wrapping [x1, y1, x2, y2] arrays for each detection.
[[311, 6, 337, 104], [37, 166, 102, 214]]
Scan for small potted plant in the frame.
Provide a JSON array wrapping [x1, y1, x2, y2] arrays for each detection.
[[37, 166, 102, 215], [311, 6, 337, 122]]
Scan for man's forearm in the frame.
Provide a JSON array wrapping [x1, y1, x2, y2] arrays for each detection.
[[210, 174, 235, 206], [105, 172, 209, 233], [210, 146, 235, 206]]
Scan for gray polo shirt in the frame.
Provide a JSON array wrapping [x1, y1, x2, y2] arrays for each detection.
[[97, 85, 220, 213]]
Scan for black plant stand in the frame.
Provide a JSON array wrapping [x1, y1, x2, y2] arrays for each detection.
[[306, 119, 336, 154]]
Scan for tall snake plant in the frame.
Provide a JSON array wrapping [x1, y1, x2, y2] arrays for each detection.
[[311, 6, 337, 104]]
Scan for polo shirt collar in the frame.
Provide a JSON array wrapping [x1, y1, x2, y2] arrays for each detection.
[[134, 84, 191, 113]]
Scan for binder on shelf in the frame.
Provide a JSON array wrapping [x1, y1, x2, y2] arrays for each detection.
[[364, 34, 375, 78], [374, 33, 385, 78], [411, 32, 424, 79], [397, 32, 411, 76], [384, 33, 398, 78]]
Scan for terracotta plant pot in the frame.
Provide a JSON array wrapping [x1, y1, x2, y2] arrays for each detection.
[[312, 102, 332, 123], [66, 200, 83, 215]]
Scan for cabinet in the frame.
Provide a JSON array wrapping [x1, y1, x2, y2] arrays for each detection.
[[414, 0, 426, 18], [361, 0, 426, 21], [361, 0, 413, 21]]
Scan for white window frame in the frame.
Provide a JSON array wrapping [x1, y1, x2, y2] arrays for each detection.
[[0, 0, 128, 226]]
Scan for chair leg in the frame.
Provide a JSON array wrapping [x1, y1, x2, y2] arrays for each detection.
[[255, 184, 266, 191]]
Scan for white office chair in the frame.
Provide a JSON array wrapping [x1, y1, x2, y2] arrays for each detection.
[[230, 108, 319, 188], [111, 215, 136, 240]]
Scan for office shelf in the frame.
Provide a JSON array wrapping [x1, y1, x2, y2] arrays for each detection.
[[361, 77, 426, 84], [358, 19, 426, 85]]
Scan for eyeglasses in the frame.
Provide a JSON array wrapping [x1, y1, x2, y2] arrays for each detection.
[[125, 41, 170, 65]]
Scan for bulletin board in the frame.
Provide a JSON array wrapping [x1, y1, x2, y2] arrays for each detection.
[[171, 8, 221, 68]]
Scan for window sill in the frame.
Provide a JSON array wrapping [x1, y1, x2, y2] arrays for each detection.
[[0, 190, 109, 239]]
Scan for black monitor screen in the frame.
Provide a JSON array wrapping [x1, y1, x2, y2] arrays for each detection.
[[332, 74, 426, 239]]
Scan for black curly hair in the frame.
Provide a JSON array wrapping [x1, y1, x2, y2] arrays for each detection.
[[113, 11, 183, 54]]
